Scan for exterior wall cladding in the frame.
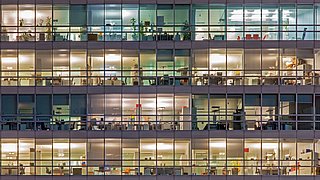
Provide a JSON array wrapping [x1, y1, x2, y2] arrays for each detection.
[[2, 0, 320, 180]]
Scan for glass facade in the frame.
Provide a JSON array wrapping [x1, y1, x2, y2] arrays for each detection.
[[1, 4, 320, 41], [0, 48, 319, 86], [0, 138, 317, 176], [0, 93, 319, 131], [0, 1, 320, 179]]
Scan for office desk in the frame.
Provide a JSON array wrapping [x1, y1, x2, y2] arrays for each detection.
[[262, 121, 278, 130], [52, 77, 62, 86], [153, 34, 174, 41], [1, 35, 9, 41], [144, 167, 182, 175], [227, 77, 242, 85], [157, 76, 190, 86], [2, 78, 18, 86], [35, 77, 53, 86], [1, 167, 18, 175], [140, 76, 157, 85], [204, 123, 226, 130], [281, 77, 297, 85], [72, 168, 83, 175], [281, 124, 293, 130], [53, 167, 69, 175], [200, 75, 225, 85], [214, 35, 225, 40], [232, 122, 243, 130], [104, 124, 125, 130], [157, 76, 174, 85], [263, 78, 279, 85], [105, 79, 124, 86], [175, 77, 189, 85], [261, 168, 278, 175], [122, 168, 139, 175]]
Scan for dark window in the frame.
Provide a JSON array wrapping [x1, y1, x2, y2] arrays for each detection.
[[36, 95, 52, 115], [297, 95, 313, 114], [71, 95, 86, 115], [2, 95, 17, 115], [245, 95, 260, 106]]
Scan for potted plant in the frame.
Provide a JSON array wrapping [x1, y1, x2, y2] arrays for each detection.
[[283, 19, 289, 40], [182, 20, 191, 40], [139, 21, 146, 40], [80, 26, 87, 41], [45, 16, 52, 41], [98, 32, 103, 41], [38, 19, 44, 26], [19, 19, 25, 26], [130, 18, 138, 41]]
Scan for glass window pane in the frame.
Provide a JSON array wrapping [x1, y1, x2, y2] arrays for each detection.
[[87, 5, 104, 26], [297, 95, 313, 114], [281, 5, 296, 40], [2, 5, 18, 26], [194, 5, 209, 40], [2, 95, 17, 114], [53, 94, 69, 105], [71, 94, 86, 115], [19, 95, 34, 114], [245, 95, 261, 106], [53, 5, 69, 26], [19, 4, 35, 26], [70, 5, 87, 26], [36, 95, 52, 115], [88, 94, 104, 114], [175, 5, 190, 25]]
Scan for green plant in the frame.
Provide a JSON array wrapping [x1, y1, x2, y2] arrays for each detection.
[[45, 16, 52, 41], [130, 18, 138, 40], [38, 19, 44, 26], [284, 19, 289, 32], [19, 19, 25, 26], [130, 18, 137, 31], [283, 19, 289, 40], [139, 21, 145, 39], [182, 20, 191, 40]]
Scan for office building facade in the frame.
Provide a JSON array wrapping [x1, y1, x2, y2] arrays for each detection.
[[0, 0, 320, 180]]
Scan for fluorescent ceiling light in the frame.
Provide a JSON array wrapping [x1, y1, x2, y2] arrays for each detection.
[[122, 10, 132, 18], [2, 57, 17, 64], [252, 143, 278, 149], [53, 143, 83, 149], [210, 142, 226, 148], [70, 56, 82, 63], [20, 10, 34, 19], [106, 54, 121, 62], [2, 143, 33, 152], [2, 143, 18, 152], [210, 54, 226, 64], [144, 143, 173, 150]]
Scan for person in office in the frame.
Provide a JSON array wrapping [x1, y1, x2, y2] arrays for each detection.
[[19, 164, 25, 175]]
